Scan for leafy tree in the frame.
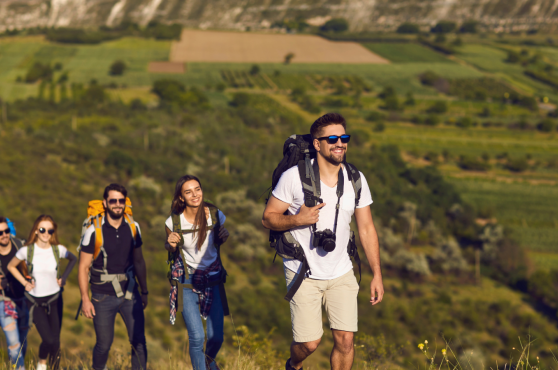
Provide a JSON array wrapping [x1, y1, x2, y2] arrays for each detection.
[[505, 158, 529, 172], [453, 37, 463, 46], [321, 18, 349, 33], [426, 101, 448, 114], [537, 118, 556, 132], [458, 155, 490, 171], [249, 64, 260, 76], [378, 86, 396, 99], [424, 115, 440, 126], [506, 51, 521, 63], [230, 92, 251, 107], [25, 62, 53, 83], [419, 71, 440, 86], [397, 23, 420, 34], [456, 117, 473, 128], [460, 21, 478, 33], [284, 53, 295, 64], [152, 79, 186, 102], [431, 21, 456, 34], [404, 92, 416, 106], [366, 110, 385, 122], [109, 60, 127, 76], [435, 34, 447, 43]]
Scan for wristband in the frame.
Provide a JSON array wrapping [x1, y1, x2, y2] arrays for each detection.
[[141, 291, 149, 295]]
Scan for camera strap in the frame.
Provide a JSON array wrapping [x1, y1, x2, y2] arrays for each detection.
[[309, 159, 344, 233]]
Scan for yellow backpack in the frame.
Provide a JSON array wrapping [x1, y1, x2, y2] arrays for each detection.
[[79, 198, 138, 259]]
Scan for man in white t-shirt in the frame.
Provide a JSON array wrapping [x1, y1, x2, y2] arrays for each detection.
[[262, 113, 384, 370]]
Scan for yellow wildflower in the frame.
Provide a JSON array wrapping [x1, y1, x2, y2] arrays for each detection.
[[418, 343, 424, 350], [425, 340, 428, 344], [442, 349, 447, 356]]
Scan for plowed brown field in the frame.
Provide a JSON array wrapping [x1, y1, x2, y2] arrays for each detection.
[[148, 62, 185, 73], [170, 30, 390, 64]]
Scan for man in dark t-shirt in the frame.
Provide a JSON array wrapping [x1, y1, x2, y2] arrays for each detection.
[[0, 216, 29, 370], [77, 184, 148, 370]]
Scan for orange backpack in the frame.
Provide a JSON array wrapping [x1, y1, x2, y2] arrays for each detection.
[[78, 198, 138, 259]]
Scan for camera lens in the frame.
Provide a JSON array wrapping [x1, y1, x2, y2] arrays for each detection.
[[323, 239, 336, 252]]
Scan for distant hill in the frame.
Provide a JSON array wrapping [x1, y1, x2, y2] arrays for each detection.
[[1, 0, 558, 33]]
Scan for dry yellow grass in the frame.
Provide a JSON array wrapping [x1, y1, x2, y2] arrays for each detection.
[[170, 30, 390, 64]]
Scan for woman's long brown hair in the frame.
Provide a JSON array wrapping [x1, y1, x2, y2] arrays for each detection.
[[24, 215, 60, 247], [171, 175, 217, 251]]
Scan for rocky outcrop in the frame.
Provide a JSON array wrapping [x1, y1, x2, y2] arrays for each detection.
[[1, 0, 558, 32]]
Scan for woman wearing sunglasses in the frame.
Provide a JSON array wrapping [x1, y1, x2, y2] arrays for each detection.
[[7, 215, 77, 370]]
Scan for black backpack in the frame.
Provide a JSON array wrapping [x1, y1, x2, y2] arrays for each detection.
[[268, 134, 363, 301]]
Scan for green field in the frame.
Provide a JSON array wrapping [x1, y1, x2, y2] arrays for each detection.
[[364, 42, 453, 63], [450, 178, 558, 254]]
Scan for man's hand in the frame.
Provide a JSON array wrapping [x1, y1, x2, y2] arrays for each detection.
[[82, 299, 96, 319], [141, 294, 148, 309], [295, 203, 326, 227], [58, 278, 66, 287], [370, 277, 384, 306]]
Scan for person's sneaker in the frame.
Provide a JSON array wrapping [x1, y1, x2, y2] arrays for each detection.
[[285, 358, 303, 370]]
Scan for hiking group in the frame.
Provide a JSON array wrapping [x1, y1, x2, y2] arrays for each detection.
[[0, 112, 383, 370]]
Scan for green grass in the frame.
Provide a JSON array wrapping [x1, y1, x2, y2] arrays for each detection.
[[362, 122, 558, 162], [449, 178, 558, 255], [456, 43, 558, 100], [363, 43, 452, 63]]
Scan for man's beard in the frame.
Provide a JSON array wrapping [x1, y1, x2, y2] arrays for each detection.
[[325, 149, 345, 165], [107, 208, 124, 220], [0, 239, 10, 248]]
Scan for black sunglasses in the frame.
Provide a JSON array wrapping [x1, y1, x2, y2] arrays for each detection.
[[38, 228, 55, 235], [108, 198, 126, 205], [0, 229, 10, 236], [317, 135, 351, 144]]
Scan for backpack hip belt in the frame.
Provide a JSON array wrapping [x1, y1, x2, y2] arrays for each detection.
[[25, 291, 60, 327], [91, 264, 135, 300]]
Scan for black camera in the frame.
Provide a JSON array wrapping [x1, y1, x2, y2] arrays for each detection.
[[313, 229, 336, 252]]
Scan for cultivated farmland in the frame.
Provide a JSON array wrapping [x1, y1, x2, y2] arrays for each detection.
[[169, 29, 390, 64]]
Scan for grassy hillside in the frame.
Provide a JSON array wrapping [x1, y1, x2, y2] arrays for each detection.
[[0, 31, 557, 369]]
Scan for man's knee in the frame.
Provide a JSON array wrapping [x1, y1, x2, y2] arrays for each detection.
[[332, 331, 353, 354], [298, 338, 321, 354]]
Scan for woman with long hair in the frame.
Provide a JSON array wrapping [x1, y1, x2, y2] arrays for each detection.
[[7, 215, 77, 370], [165, 175, 229, 370]]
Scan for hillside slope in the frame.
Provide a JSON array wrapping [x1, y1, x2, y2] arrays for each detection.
[[1, 0, 558, 32]]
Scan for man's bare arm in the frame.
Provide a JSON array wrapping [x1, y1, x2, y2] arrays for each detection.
[[355, 205, 384, 305], [262, 196, 325, 231]]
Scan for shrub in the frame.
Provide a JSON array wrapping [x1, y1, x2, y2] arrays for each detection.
[[365, 110, 385, 122], [424, 115, 440, 126], [230, 92, 251, 107], [249, 64, 260, 76], [109, 60, 126, 76], [506, 158, 529, 172], [431, 21, 456, 34], [321, 18, 349, 33], [373, 122, 385, 132], [382, 96, 402, 111], [404, 92, 415, 106], [506, 51, 521, 63], [426, 101, 448, 114], [397, 23, 420, 34], [152, 79, 186, 102], [456, 117, 473, 128], [25, 62, 53, 83], [144, 22, 182, 40], [435, 34, 447, 43], [351, 129, 371, 145], [378, 86, 396, 99], [419, 71, 440, 86], [537, 118, 556, 132], [458, 155, 490, 171], [460, 21, 478, 33]]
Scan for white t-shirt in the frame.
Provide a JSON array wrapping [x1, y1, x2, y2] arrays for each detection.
[[272, 162, 373, 280], [165, 210, 226, 274], [15, 244, 68, 297]]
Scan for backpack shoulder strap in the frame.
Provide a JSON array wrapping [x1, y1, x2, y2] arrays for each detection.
[[10, 237, 22, 250], [297, 159, 322, 208], [209, 208, 222, 247], [27, 244, 34, 275], [344, 162, 362, 207], [92, 215, 104, 260], [52, 245, 60, 279], [171, 213, 184, 246], [124, 214, 138, 246]]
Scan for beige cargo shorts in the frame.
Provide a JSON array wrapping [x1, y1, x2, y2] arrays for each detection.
[[285, 267, 359, 343]]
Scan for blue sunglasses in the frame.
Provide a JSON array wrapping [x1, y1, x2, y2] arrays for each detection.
[[317, 135, 351, 144]]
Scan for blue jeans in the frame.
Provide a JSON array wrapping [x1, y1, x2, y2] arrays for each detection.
[[0, 298, 29, 370], [91, 290, 147, 370], [181, 274, 224, 370]]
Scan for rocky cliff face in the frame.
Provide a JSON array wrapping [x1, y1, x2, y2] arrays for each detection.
[[1, 0, 558, 32]]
